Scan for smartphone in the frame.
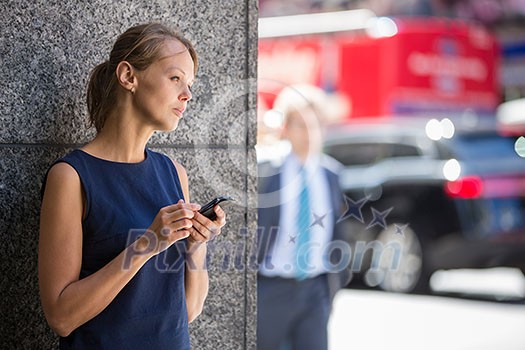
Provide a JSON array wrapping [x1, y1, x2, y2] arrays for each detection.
[[198, 195, 235, 220]]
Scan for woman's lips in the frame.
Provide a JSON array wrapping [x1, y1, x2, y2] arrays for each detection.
[[173, 108, 184, 117]]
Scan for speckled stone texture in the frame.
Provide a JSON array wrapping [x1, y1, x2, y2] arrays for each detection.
[[0, 0, 258, 349]]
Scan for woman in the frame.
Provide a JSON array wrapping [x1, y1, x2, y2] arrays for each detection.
[[38, 23, 225, 349]]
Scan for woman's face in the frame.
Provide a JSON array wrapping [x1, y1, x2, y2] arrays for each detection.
[[133, 39, 195, 132]]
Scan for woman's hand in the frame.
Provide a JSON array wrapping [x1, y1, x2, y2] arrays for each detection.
[[184, 203, 225, 322], [187, 205, 226, 245], [142, 199, 201, 255]]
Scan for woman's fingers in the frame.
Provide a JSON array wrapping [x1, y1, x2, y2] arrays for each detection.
[[150, 200, 227, 249], [162, 200, 200, 220], [168, 228, 191, 242], [188, 216, 213, 242], [164, 199, 200, 214], [213, 205, 226, 228], [147, 200, 203, 253], [189, 206, 226, 243]]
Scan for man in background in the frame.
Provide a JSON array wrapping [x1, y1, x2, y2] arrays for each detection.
[[257, 84, 350, 350]]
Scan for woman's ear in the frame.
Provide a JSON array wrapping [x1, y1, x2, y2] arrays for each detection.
[[115, 61, 137, 93]]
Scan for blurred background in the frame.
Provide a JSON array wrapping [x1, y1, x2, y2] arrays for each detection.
[[256, 0, 525, 349]]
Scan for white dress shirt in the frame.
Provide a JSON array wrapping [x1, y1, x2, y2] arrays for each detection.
[[259, 153, 334, 278]]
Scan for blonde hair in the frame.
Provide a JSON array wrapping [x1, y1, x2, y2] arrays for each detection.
[[86, 23, 198, 132]]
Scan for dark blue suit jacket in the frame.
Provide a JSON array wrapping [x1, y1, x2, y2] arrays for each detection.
[[257, 156, 351, 301]]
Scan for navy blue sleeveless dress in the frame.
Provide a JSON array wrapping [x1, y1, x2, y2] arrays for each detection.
[[46, 148, 190, 349]]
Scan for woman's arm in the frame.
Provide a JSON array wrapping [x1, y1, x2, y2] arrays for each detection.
[[173, 161, 225, 323], [39, 162, 195, 336]]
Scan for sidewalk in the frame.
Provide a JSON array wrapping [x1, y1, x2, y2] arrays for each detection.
[[329, 289, 525, 350]]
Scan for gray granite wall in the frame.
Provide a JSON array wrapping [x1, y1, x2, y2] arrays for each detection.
[[0, 1, 257, 348]]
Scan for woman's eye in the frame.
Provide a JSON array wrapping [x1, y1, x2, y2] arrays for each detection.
[[171, 76, 180, 81]]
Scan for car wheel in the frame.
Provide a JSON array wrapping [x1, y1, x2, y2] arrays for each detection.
[[363, 223, 424, 293]]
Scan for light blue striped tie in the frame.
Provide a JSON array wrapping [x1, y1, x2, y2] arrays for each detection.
[[296, 168, 311, 280]]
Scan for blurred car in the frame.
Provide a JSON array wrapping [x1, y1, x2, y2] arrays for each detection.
[[323, 118, 525, 294]]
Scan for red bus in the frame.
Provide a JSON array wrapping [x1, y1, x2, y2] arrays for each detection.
[[258, 11, 500, 122]]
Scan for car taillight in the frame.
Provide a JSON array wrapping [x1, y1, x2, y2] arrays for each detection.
[[445, 176, 484, 199]]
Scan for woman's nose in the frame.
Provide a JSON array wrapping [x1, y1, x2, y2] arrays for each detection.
[[180, 86, 192, 102]]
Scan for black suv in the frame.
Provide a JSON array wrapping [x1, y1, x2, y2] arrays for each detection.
[[323, 118, 525, 294]]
